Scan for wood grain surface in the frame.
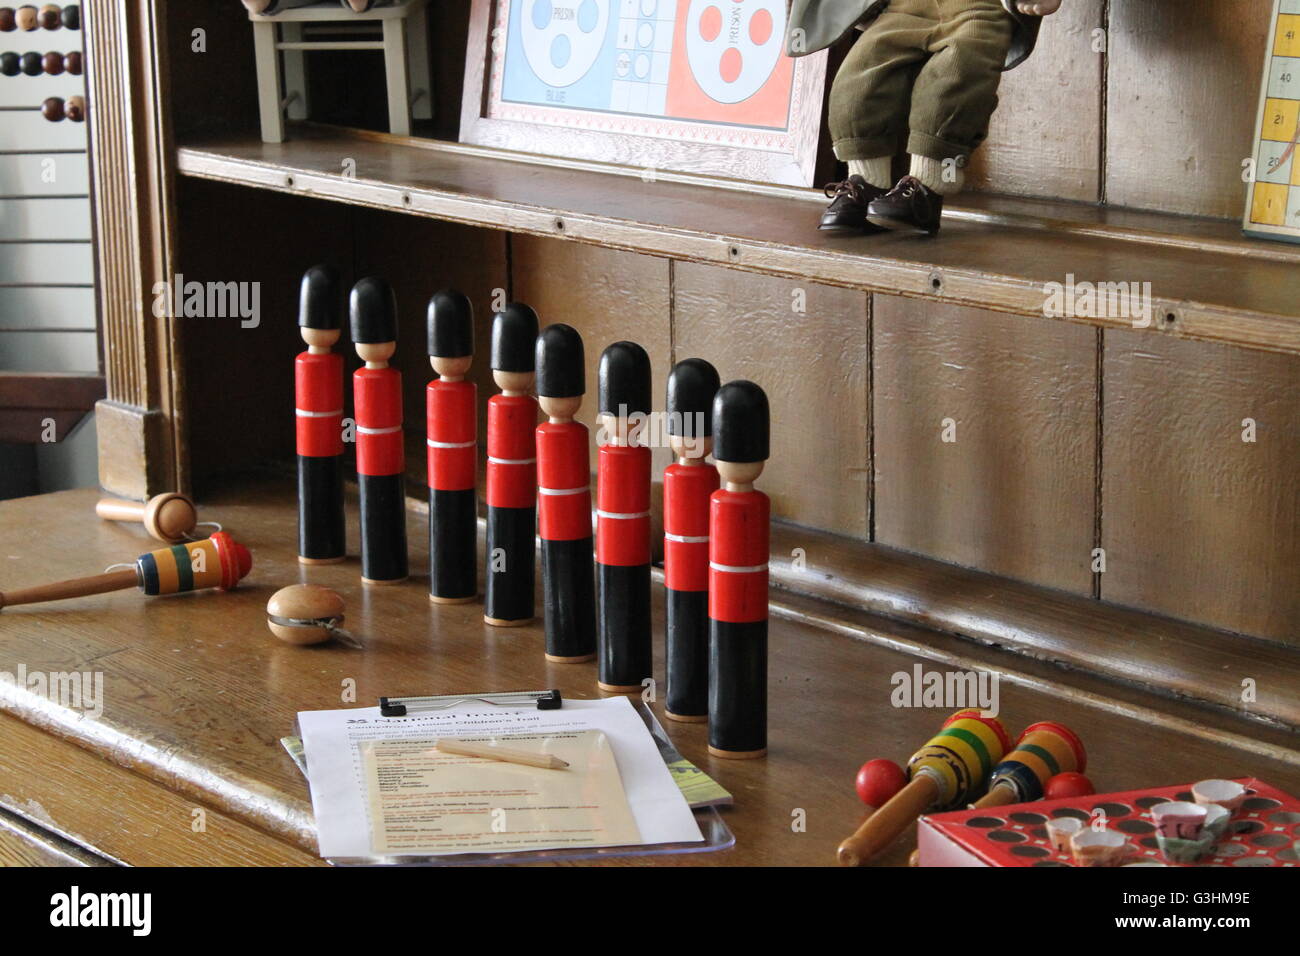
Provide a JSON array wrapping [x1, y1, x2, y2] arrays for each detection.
[[1101, 331, 1300, 644], [0, 481, 1296, 866], [673, 263, 870, 537], [873, 297, 1098, 595], [175, 132, 1300, 356]]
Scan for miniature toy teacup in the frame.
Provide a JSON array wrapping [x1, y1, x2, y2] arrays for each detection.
[[1070, 829, 1130, 867], [1150, 801, 1208, 840], [1045, 816, 1083, 854], [1192, 779, 1249, 812]]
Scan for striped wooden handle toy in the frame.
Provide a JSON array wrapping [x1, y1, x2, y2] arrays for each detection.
[[0, 532, 252, 609], [972, 720, 1087, 809], [837, 708, 1012, 866]]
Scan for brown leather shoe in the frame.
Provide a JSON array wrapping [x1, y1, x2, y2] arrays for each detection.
[[819, 176, 888, 234], [867, 176, 944, 235]]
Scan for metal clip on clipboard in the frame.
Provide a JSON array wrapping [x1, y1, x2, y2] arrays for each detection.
[[378, 689, 562, 717]]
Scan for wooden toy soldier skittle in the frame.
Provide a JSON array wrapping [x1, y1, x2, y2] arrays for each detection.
[[350, 276, 408, 584], [596, 342, 653, 693], [484, 303, 539, 626], [535, 324, 597, 662], [663, 358, 721, 722], [426, 289, 478, 603], [295, 264, 346, 564], [709, 380, 771, 758]]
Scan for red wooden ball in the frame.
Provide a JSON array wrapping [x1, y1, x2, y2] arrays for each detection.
[[65, 49, 81, 74], [41, 96, 64, 122], [37, 3, 57, 29], [0, 9, 16, 32], [1044, 771, 1095, 800], [855, 758, 907, 807], [42, 50, 62, 74]]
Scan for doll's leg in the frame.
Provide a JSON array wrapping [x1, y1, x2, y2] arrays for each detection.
[[827, 7, 933, 187], [905, 2, 1015, 195]]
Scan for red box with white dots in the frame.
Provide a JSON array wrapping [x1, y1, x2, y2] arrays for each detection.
[[917, 778, 1300, 867]]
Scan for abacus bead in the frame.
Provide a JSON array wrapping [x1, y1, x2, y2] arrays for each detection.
[[20, 50, 42, 74], [15, 4, 35, 30], [0, 9, 15, 32], [42, 50, 62, 74], [60, 2, 75, 29], [37, 3, 57, 28], [64, 48, 80, 74], [0, 51, 19, 76], [41, 95, 64, 121], [65, 94, 83, 121]]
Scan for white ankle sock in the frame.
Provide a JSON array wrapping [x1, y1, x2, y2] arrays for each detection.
[[910, 155, 964, 196], [847, 157, 893, 190]]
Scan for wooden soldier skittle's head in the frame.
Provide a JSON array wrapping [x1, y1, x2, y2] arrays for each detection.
[[350, 276, 398, 367], [490, 302, 539, 395], [667, 358, 720, 464], [299, 264, 341, 353], [427, 289, 474, 382], [536, 324, 585, 423], [598, 342, 651, 446], [713, 380, 769, 490]]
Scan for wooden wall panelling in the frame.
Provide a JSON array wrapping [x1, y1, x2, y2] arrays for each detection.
[[165, 0, 261, 143], [0, 198, 91, 240], [872, 296, 1098, 595], [350, 207, 508, 484], [85, 0, 184, 498], [1106, 0, 1273, 218], [509, 236, 672, 475], [966, 0, 1104, 202], [0, 154, 90, 195], [176, 179, 353, 490], [1101, 332, 1300, 645], [672, 263, 870, 538], [0, 242, 93, 285], [0, 331, 99, 372]]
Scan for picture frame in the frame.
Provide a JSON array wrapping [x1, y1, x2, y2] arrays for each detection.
[[460, 0, 828, 186]]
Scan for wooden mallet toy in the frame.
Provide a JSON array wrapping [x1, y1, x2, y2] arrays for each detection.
[[0, 532, 252, 610], [663, 358, 720, 722], [535, 323, 597, 662], [972, 720, 1087, 809], [837, 709, 1012, 866], [95, 492, 198, 544]]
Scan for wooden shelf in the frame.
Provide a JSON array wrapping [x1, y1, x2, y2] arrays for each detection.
[[176, 127, 1300, 356], [1, 480, 1297, 866], [0, 373, 104, 444]]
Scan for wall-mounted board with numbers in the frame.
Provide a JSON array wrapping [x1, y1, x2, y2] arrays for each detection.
[[1245, 0, 1300, 243]]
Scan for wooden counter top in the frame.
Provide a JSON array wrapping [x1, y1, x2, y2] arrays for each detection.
[[1, 479, 1297, 866]]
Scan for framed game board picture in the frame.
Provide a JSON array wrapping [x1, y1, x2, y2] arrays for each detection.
[[460, 0, 828, 186], [1243, 0, 1300, 243]]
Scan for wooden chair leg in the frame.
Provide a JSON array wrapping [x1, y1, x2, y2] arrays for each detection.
[[252, 20, 284, 143], [381, 17, 411, 136]]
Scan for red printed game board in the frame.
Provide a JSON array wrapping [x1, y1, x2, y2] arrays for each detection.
[[918, 779, 1300, 867]]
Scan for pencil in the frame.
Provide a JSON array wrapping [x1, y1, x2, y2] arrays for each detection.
[[435, 738, 570, 770]]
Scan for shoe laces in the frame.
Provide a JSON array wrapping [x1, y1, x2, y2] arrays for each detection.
[[824, 178, 867, 203]]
